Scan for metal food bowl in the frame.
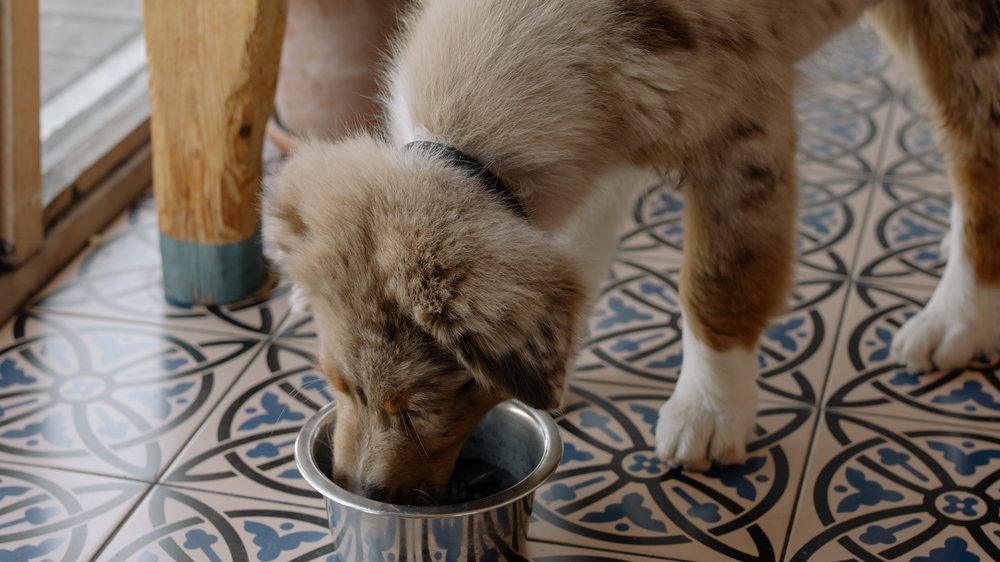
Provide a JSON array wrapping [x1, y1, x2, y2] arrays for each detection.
[[295, 400, 562, 560]]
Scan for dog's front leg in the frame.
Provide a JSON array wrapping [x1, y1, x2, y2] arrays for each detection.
[[872, 1, 1000, 371], [655, 89, 798, 470]]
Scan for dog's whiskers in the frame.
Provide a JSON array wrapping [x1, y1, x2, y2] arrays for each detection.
[[411, 488, 438, 506], [401, 410, 430, 460]]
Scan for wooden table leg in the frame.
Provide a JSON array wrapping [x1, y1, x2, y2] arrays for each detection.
[[143, 0, 286, 306]]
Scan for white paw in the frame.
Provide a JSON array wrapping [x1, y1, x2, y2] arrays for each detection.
[[654, 385, 757, 470], [892, 303, 1000, 372], [654, 322, 758, 470], [892, 207, 1000, 371], [892, 201, 1000, 371]]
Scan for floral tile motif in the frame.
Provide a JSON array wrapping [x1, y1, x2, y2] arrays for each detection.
[[97, 485, 335, 561], [99, 486, 678, 562], [162, 336, 327, 504], [0, 464, 144, 561], [32, 197, 292, 337], [529, 381, 815, 562], [786, 411, 1000, 561], [854, 94, 953, 288], [824, 282, 1000, 429], [0, 311, 261, 480], [574, 260, 847, 407]]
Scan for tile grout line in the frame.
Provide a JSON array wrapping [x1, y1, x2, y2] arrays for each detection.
[[19, 303, 284, 340], [90, 307, 294, 555], [0, 309, 276, 481], [824, 405, 1000, 437], [145, 480, 327, 514], [148, 306, 296, 488], [87, 484, 157, 562], [0, 457, 155, 486], [570, 272, 851, 398], [777, 87, 902, 561]]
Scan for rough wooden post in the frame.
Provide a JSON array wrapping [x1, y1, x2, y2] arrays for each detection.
[[143, 0, 286, 306]]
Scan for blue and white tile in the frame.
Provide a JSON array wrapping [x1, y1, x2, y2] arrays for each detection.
[[0, 464, 144, 561], [97, 485, 335, 561], [794, 25, 900, 280], [96, 484, 683, 562], [528, 381, 815, 562], [0, 310, 261, 480], [574, 260, 848, 408], [785, 411, 1000, 561], [161, 333, 326, 504], [32, 197, 292, 337], [524, 541, 684, 561], [854, 92, 953, 288], [824, 282, 1000, 430]]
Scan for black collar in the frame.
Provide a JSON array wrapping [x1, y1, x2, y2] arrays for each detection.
[[406, 141, 528, 220]]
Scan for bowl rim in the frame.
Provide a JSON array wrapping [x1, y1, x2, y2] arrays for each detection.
[[294, 399, 563, 518]]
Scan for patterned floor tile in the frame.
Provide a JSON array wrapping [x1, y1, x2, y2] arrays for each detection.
[[0, 464, 145, 561], [574, 263, 848, 408], [794, 25, 899, 281], [32, 197, 293, 337], [529, 381, 815, 562], [796, 23, 899, 104], [161, 332, 327, 505], [96, 485, 334, 561], [785, 411, 1000, 561], [824, 282, 1000, 430], [854, 91, 953, 289], [524, 540, 684, 561], [97, 485, 677, 562], [0, 310, 262, 480]]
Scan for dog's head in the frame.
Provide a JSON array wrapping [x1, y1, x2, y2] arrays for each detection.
[[264, 137, 584, 503]]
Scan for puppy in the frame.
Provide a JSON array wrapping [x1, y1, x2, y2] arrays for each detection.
[[265, 0, 1000, 503]]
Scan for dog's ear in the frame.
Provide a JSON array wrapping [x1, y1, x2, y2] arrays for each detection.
[[387, 226, 585, 411], [448, 274, 583, 411]]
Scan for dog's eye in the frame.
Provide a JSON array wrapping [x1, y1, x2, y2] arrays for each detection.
[[456, 378, 476, 394]]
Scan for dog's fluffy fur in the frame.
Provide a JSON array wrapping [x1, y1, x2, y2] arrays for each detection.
[[265, 0, 1000, 502]]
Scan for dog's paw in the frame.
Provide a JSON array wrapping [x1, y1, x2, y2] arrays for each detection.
[[653, 333, 758, 470], [892, 300, 1000, 372], [891, 221, 1000, 372], [894, 206, 1000, 372], [654, 389, 756, 470]]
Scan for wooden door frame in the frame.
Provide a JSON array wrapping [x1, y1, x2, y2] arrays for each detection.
[[0, 0, 151, 324], [0, 0, 42, 270]]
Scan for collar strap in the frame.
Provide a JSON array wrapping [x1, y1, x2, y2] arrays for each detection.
[[406, 141, 528, 220]]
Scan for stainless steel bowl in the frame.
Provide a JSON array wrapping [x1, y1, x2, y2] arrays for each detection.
[[295, 400, 562, 560]]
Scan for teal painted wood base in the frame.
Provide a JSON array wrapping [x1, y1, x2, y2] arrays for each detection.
[[159, 228, 267, 307]]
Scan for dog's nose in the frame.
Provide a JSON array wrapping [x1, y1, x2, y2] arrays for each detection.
[[359, 481, 390, 502]]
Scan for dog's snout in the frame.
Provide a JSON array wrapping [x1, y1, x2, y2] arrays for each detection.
[[359, 481, 390, 502]]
